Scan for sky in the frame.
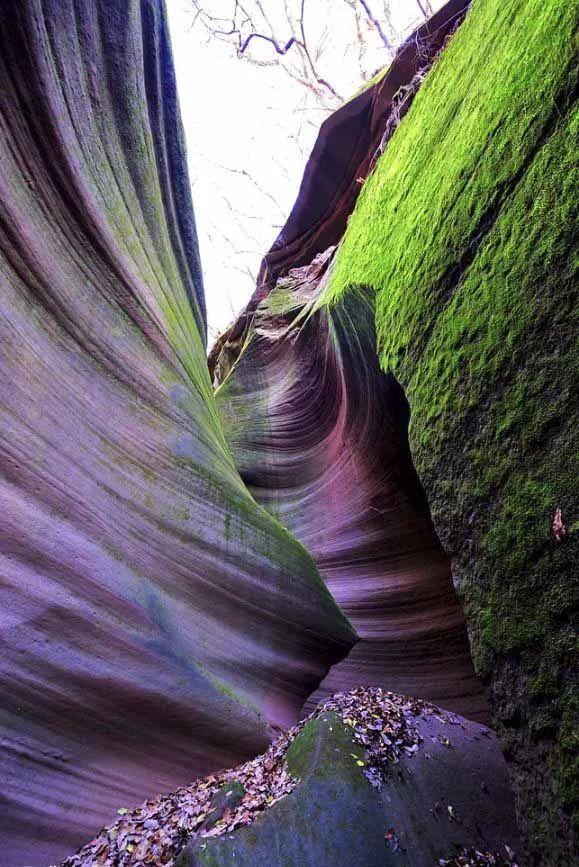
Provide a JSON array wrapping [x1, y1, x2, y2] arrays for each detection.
[[166, 1, 441, 339]]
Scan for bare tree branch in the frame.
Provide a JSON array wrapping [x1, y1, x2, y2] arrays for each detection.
[[212, 162, 287, 218], [239, 32, 297, 55], [296, 0, 342, 99], [357, 0, 394, 52], [415, 0, 434, 20], [186, 0, 435, 334], [190, 0, 343, 103]]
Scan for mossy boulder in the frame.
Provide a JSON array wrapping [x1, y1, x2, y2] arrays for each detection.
[[177, 708, 518, 866]]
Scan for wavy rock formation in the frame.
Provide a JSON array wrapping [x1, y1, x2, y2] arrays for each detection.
[[216, 266, 487, 722], [0, 2, 354, 864], [2, 0, 575, 863], [214, 0, 487, 721]]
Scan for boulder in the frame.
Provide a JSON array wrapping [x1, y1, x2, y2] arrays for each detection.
[[176, 690, 519, 867], [59, 688, 520, 867]]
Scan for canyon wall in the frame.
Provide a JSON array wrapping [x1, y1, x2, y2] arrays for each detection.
[[0, 1, 354, 863], [216, 266, 487, 723], [214, 0, 484, 724], [323, 0, 578, 861], [0, 0, 575, 864]]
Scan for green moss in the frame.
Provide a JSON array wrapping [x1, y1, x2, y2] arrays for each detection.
[[327, 0, 576, 311], [262, 283, 297, 316], [322, 0, 577, 858], [530, 668, 559, 701], [347, 64, 388, 102], [224, 511, 232, 542], [557, 688, 579, 817], [325, 0, 578, 660], [285, 713, 363, 781]]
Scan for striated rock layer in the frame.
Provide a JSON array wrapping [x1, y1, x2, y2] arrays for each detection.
[[214, 0, 486, 720], [325, 0, 578, 862], [0, 1, 354, 864], [216, 264, 487, 722]]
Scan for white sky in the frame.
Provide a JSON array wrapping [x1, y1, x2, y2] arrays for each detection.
[[166, 1, 442, 338]]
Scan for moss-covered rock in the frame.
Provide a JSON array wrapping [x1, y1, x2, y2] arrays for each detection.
[[63, 688, 518, 866], [177, 701, 518, 866], [325, 0, 578, 861]]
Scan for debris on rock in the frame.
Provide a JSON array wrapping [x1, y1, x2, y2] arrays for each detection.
[[60, 687, 440, 867], [438, 845, 519, 866], [552, 506, 566, 541]]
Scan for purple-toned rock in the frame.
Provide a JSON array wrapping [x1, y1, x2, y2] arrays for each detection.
[[0, 2, 354, 864], [211, 0, 486, 720], [216, 265, 487, 722], [179, 695, 519, 867]]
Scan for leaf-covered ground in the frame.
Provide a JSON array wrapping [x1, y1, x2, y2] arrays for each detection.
[[439, 849, 517, 866]]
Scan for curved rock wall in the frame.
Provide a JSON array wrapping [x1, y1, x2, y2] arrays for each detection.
[[217, 267, 487, 722], [0, 2, 354, 863]]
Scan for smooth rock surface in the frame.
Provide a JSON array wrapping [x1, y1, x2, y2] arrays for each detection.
[[216, 275, 487, 722], [0, 2, 354, 864], [213, 0, 486, 722], [211, 0, 578, 860]]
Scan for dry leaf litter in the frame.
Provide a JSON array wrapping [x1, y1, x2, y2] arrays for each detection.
[[58, 687, 514, 867], [439, 845, 519, 866]]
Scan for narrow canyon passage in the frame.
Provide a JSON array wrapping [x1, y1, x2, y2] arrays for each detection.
[[215, 271, 488, 722], [1, 0, 575, 862]]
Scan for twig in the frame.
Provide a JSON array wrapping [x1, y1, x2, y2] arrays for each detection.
[[358, 0, 394, 52]]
